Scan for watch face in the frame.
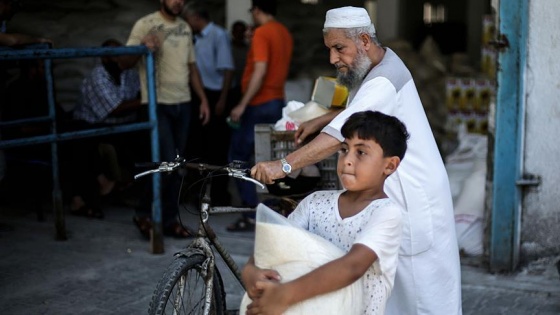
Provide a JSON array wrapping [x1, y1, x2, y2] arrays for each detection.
[[282, 163, 291, 173]]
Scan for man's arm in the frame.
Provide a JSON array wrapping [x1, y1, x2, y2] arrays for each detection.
[[229, 61, 266, 122], [252, 77, 399, 184], [118, 33, 160, 70], [0, 33, 50, 47], [109, 98, 142, 116], [215, 69, 233, 116], [214, 30, 235, 116], [246, 244, 377, 315], [294, 109, 343, 144], [189, 62, 210, 125], [252, 132, 341, 184]]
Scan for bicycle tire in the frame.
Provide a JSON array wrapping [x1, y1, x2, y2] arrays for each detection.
[[148, 254, 226, 315]]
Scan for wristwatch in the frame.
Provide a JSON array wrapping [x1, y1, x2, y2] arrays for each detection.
[[280, 158, 292, 175]]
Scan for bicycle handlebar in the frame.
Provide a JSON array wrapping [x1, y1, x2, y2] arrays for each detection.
[[134, 158, 265, 189]]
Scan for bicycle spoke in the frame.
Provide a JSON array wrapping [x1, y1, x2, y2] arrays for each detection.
[[163, 266, 208, 314]]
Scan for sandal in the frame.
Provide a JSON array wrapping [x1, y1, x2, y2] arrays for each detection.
[[163, 222, 194, 239], [133, 215, 152, 239], [70, 205, 104, 219], [226, 217, 255, 232]]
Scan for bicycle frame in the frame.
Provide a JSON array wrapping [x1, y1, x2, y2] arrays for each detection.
[[173, 177, 255, 315], [137, 159, 265, 315]]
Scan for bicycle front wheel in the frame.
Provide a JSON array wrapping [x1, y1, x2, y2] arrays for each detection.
[[149, 254, 226, 315]]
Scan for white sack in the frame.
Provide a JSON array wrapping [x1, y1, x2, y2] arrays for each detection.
[[240, 204, 364, 314], [445, 125, 487, 256]]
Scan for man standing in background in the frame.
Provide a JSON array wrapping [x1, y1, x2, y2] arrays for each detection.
[[227, 0, 293, 231], [182, 1, 235, 205], [122, 0, 209, 238]]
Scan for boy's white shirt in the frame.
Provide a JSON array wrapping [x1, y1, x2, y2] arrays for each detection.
[[288, 190, 403, 314]]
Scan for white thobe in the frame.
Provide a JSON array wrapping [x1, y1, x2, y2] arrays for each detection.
[[323, 48, 462, 315]]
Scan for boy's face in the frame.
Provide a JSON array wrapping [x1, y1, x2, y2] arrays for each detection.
[[337, 136, 397, 191]]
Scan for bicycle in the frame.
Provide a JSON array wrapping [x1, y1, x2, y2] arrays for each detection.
[[135, 157, 273, 315]]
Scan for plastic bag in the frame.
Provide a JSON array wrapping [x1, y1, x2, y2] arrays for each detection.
[[239, 204, 364, 314], [274, 101, 305, 131]]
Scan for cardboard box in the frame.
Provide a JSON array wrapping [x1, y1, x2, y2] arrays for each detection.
[[310, 76, 348, 109]]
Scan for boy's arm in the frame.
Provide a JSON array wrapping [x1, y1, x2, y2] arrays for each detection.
[[241, 256, 281, 300], [246, 244, 377, 315]]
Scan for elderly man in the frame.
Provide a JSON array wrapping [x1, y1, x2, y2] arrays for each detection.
[[252, 6, 462, 315]]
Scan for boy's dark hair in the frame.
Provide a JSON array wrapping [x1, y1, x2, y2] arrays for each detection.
[[341, 111, 410, 160], [251, 0, 276, 16]]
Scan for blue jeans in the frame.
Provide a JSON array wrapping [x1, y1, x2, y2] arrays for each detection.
[[137, 102, 192, 227], [229, 99, 284, 208]]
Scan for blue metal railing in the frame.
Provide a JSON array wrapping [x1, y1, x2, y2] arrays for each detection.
[[0, 44, 164, 252]]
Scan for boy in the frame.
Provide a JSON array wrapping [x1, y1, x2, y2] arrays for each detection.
[[242, 110, 409, 314]]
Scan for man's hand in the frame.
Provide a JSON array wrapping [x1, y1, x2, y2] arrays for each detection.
[[230, 103, 246, 122], [251, 160, 285, 185], [295, 109, 342, 145], [141, 33, 161, 52], [295, 116, 326, 145], [199, 99, 210, 125], [246, 281, 291, 315]]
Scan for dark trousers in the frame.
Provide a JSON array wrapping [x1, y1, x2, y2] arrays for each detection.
[[188, 88, 240, 205], [136, 102, 192, 227], [229, 98, 284, 207]]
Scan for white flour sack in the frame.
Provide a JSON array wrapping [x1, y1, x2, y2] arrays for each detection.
[[239, 204, 364, 314]]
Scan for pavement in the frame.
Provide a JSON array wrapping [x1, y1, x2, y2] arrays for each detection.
[[0, 199, 559, 315]]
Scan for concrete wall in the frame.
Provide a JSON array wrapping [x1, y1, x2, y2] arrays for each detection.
[[520, 0, 560, 261], [6, 0, 159, 111], [5, 0, 364, 111]]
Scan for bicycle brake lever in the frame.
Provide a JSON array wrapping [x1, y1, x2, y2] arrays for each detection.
[[134, 169, 159, 180], [230, 171, 265, 189], [133, 162, 181, 180]]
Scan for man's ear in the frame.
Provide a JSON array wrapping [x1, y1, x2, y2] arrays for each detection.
[[384, 156, 401, 176], [360, 33, 371, 50]]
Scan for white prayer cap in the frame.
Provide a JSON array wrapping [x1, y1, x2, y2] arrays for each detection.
[[324, 6, 374, 30]]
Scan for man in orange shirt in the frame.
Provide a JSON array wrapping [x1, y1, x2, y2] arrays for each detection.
[[227, 0, 293, 231]]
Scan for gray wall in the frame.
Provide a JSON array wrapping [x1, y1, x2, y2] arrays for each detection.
[[520, 0, 560, 261]]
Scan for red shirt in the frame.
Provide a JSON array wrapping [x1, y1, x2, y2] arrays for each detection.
[[242, 20, 293, 106]]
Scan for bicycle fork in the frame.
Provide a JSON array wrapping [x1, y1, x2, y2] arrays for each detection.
[[175, 236, 216, 315]]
